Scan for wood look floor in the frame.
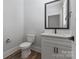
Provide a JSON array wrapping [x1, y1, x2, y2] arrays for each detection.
[[4, 50, 41, 59]]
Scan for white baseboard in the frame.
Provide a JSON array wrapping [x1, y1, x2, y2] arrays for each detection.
[[3, 46, 20, 58], [31, 46, 41, 53]]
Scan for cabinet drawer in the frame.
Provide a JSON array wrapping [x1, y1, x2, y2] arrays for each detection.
[[42, 39, 72, 48], [42, 37, 73, 44]]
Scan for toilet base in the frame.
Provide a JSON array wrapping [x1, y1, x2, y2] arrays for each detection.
[[21, 48, 31, 59]]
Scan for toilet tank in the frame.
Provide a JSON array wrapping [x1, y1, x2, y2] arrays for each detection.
[[26, 34, 35, 43]]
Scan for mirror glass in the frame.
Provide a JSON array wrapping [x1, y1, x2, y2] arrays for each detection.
[[45, 0, 69, 29]]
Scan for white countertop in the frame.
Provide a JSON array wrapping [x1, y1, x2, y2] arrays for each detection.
[[41, 33, 73, 38]]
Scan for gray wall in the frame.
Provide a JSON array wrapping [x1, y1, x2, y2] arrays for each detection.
[[24, 0, 45, 47], [24, 0, 76, 59], [3, 0, 24, 53]]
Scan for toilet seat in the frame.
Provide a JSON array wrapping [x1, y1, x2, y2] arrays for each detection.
[[20, 42, 32, 48]]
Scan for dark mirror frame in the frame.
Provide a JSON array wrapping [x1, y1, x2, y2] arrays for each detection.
[[45, 0, 70, 29]]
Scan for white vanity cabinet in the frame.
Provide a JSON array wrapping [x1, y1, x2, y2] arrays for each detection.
[[41, 33, 73, 59]]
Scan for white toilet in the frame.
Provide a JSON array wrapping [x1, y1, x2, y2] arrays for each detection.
[[19, 34, 35, 59]]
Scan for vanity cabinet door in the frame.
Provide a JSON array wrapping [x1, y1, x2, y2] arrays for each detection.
[[55, 46, 72, 59], [42, 40, 55, 59]]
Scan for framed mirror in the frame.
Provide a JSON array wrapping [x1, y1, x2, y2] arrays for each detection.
[[45, 0, 70, 29]]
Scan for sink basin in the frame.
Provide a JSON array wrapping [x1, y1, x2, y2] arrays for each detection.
[[41, 33, 73, 38]]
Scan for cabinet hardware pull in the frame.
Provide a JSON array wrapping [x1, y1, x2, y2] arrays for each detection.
[[54, 47, 58, 54]]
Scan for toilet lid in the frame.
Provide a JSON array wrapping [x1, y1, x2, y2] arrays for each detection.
[[20, 42, 31, 48]]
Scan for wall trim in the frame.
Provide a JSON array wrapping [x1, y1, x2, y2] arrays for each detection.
[[31, 46, 41, 53], [3, 46, 20, 58]]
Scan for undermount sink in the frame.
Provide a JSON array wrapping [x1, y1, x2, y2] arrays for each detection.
[[41, 33, 74, 39]]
